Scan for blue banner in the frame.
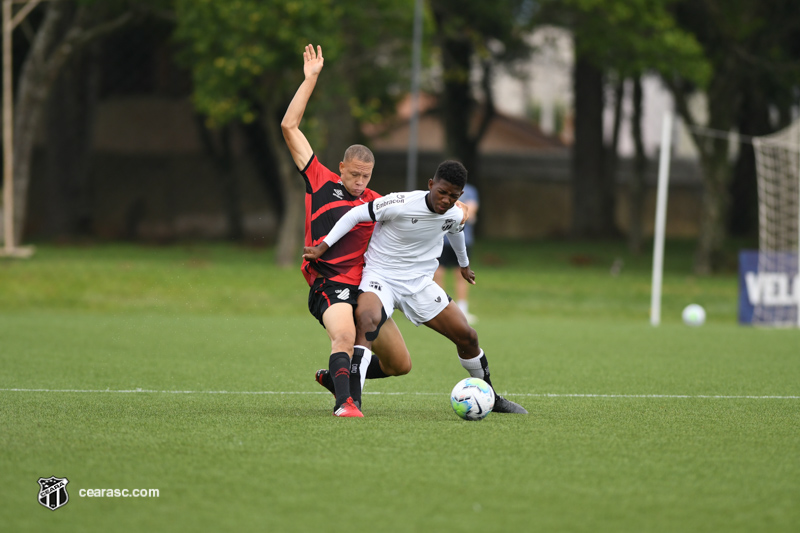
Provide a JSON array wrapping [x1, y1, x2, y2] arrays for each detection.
[[738, 250, 799, 326]]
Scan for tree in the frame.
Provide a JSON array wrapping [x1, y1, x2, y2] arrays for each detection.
[[540, 0, 709, 239], [7, 0, 150, 244], [428, 0, 534, 178], [173, 0, 413, 266], [667, 0, 800, 273]]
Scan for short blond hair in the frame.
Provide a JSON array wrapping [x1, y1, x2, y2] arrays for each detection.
[[343, 144, 375, 164]]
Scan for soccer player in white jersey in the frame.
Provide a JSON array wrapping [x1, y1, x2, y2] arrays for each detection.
[[303, 160, 527, 414]]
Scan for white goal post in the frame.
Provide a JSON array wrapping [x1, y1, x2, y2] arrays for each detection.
[[649, 111, 673, 326], [650, 111, 800, 327]]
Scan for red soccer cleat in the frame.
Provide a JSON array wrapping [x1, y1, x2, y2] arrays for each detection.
[[333, 397, 364, 418]]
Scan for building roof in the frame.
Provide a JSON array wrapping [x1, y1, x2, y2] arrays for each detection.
[[365, 94, 566, 154]]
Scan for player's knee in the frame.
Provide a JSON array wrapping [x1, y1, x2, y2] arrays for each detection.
[[384, 357, 411, 376], [355, 306, 377, 329], [330, 330, 355, 353], [395, 358, 412, 376], [356, 306, 387, 342]]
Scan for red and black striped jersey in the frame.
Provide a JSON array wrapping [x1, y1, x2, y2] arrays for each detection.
[[299, 155, 381, 287]]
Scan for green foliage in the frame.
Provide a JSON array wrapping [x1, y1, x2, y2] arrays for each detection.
[[173, 0, 414, 130], [673, 0, 800, 97], [430, 0, 536, 70], [546, 0, 711, 87], [174, 0, 340, 127]]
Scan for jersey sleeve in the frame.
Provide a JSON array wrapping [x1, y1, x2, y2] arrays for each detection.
[[369, 192, 409, 222], [322, 203, 372, 248], [446, 230, 470, 267], [299, 154, 332, 193], [447, 207, 467, 234]]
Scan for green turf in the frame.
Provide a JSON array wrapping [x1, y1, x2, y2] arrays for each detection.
[[1, 242, 798, 532]]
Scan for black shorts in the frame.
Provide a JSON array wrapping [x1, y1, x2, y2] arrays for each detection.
[[307, 278, 360, 327], [438, 243, 472, 269]]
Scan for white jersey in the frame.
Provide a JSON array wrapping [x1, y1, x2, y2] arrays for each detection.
[[323, 190, 468, 280]]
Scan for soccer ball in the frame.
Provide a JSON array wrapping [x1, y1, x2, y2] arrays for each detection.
[[682, 303, 706, 326], [450, 377, 495, 421]]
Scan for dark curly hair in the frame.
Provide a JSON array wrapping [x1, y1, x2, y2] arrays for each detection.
[[433, 160, 467, 189]]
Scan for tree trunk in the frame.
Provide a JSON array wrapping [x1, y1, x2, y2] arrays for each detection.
[[195, 120, 244, 241], [694, 140, 731, 274], [431, 7, 496, 182], [438, 30, 475, 167], [12, 3, 66, 243], [264, 101, 305, 268], [43, 41, 99, 239], [571, 52, 613, 237], [729, 80, 770, 238], [11, 3, 135, 243], [606, 78, 624, 231], [692, 68, 739, 274], [628, 76, 647, 254], [667, 60, 740, 274], [218, 127, 244, 241]]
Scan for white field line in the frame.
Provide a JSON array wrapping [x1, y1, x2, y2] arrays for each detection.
[[0, 388, 798, 400]]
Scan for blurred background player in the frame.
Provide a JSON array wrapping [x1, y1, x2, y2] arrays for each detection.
[[434, 182, 479, 324], [281, 44, 411, 417]]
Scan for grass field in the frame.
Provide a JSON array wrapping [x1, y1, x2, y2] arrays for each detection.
[[1, 241, 798, 532]]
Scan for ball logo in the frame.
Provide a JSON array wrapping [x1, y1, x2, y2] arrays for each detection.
[[38, 476, 70, 511]]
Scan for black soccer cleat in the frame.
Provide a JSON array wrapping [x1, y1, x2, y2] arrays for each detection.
[[315, 369, 336, 396], [493, 394, 528, 414]]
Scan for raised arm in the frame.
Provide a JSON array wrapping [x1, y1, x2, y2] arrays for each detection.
[[281, 44, 324, 169]]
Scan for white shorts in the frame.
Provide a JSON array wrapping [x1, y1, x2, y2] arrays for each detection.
[[359, 269, 449, 326]]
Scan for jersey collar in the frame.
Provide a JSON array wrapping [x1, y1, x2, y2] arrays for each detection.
[[424, 192, 436, 213]]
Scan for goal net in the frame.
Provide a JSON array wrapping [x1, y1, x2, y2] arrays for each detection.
[[750, 119, 800, 327]]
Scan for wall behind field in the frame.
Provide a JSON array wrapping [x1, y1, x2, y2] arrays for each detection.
[[25, 146, 703, 243], [373, 151, 703, 240], [22, 95, 702, 243]]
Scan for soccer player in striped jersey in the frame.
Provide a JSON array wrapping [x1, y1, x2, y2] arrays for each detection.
[[303, 161, 528, 414], [281, 44, 412, 417]]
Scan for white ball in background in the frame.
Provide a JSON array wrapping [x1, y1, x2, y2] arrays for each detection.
[[682, 304, 706, 326]]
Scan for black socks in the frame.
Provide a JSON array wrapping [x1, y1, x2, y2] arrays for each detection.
[[329, 351, 351, 408]]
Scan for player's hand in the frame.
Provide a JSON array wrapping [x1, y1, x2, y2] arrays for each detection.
[[455, 200, 469, 225], [460, 266, 476, 285], [303, 44, 324, 79], [302, 242, 329, 261]]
